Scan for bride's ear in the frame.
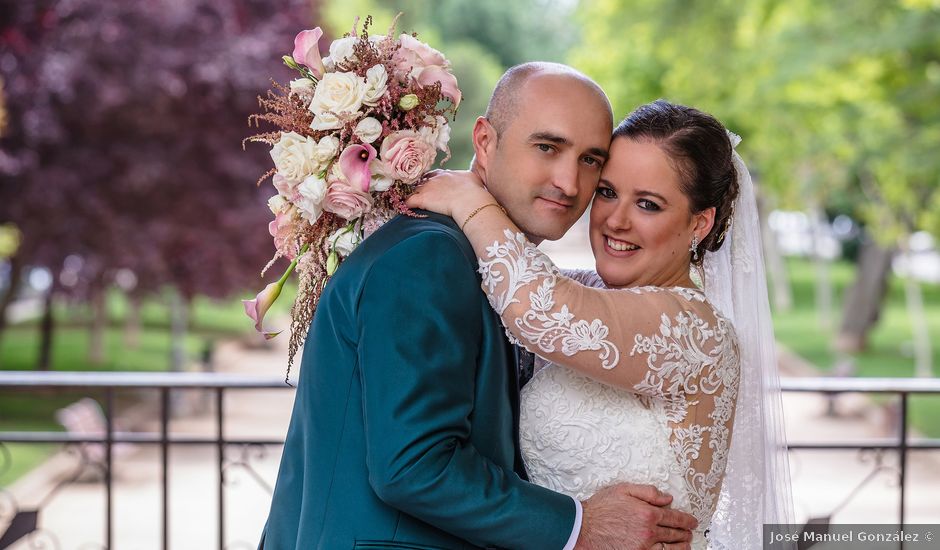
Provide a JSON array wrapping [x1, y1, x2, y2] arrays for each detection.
[[693, 207, 716, 240]]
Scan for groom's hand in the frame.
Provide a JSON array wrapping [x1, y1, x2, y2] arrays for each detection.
[[575, 482, 697, 550]]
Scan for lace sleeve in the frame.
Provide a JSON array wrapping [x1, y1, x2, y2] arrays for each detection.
[[481, 230, 741, 526]]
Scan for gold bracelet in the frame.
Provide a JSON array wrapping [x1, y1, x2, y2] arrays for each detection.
[[461, 203, 506, 231]]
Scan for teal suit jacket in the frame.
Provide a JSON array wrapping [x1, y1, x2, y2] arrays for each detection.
[[259, 212, 576, 549]]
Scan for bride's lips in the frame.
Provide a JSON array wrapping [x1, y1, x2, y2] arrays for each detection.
[[603, 235, 641, 257]]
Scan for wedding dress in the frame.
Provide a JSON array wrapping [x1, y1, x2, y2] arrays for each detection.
[[480, 242, 738, 549]]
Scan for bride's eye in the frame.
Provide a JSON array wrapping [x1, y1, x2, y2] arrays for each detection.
[[637, 198, 661, 211], [596, 186, 616, 199]]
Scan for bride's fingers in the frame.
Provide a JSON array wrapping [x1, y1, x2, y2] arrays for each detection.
[[656, 543, 692, 550]]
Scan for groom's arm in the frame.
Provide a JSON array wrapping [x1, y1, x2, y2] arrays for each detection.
[[357, 229, 576, 549]]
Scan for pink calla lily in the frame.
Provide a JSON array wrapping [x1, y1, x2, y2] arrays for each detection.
[[416, 65, 461, 108], [292, 28, 325, 79], [242, 282, 283, 340], [243, 243, 309, 339], [339, 143, 378, 193]]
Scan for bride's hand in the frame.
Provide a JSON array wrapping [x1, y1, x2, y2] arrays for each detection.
[[406, 170, 495, 222]]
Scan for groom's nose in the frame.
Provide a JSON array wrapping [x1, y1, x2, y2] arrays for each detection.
[[549, 159, 580, 198]]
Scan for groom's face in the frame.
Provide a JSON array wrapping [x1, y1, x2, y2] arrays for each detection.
[[474, 74, 612, 242]]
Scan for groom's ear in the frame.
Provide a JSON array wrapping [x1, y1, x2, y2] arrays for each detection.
[[471, 116, 498, 177]]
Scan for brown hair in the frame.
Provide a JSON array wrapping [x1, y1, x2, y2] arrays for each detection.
[[613, 99, 738, 265]]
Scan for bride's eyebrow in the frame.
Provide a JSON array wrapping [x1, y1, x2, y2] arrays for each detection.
[[636, 190, 669, 204]]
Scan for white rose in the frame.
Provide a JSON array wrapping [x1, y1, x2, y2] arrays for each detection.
[[362, 64, 388, 106], [354, 117, 383, 144], [419, 116, 451, 153], [418, 122, 438, 148], [326, 37, 358, 66], [433, 116, 451, 152], [270, 132, 320, 182], [268, 194, 289, 215], [329, 227, 362, 258], [308, 71, 366, 131], [289, 78, 316, 97], [311, 135, 340, 169], [295, 175, 329, 222], [370, 177, 394, 193]]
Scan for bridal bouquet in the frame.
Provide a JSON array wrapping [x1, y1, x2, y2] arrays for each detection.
[[243, 17, 460, 369]]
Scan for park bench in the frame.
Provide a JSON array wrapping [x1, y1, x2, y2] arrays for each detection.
[[54, 397, 135, 474]]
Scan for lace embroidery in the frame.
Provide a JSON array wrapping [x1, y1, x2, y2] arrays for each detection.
[[480, 229, 620, 369], [632, 311, 740, 526], [483, 230, 741, 536]]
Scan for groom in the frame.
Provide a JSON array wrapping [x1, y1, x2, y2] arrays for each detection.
[[259, 62, 697, 550]]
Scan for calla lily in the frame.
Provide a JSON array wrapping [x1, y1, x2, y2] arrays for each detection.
[[242, 282, 283, 340], [243, 243, 309, 339], [415, 65, 461, 108], [339, 143, 377, 193], [292, 28, 325, 79]]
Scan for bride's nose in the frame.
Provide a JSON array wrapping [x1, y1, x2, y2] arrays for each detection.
[[603, 203, 633, 231]]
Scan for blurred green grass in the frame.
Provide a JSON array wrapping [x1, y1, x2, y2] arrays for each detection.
[[0, 285, 295, 487], [773, 258, 940, 437]]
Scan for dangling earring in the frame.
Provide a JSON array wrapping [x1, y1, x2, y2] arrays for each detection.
[[690, 234, 700, 262]]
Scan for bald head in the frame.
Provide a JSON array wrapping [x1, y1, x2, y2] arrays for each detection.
[[484, 62, 612, 136]]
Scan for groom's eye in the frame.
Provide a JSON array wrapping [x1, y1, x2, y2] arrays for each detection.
[[582, 155, 603, 168], [536, 143, 554, 153]]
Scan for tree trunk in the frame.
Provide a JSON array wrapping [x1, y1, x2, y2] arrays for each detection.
[[758, 194, 792, 312], [809, 206, 833, 330], [37, 286, 55, 370], [898, 240, 932, 377], [169, 288, 188, 372], [836, 239, 894, 353], [0, 253, 25, 347], [124, 293, 142, 349], [88, 289, 107, 365]]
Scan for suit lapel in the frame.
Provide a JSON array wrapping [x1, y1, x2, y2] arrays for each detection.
[[509, 344, 528, 480]]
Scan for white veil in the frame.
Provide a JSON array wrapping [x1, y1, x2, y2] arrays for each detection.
[[702, 133, 796, 549]]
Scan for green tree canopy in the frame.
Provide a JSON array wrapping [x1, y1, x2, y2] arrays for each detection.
[[572, 0, 940, 241]]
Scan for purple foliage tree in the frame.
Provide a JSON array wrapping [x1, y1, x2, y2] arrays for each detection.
[[0, 0, 320, 367]]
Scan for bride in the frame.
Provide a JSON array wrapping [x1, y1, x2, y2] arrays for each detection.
[[408, 100, 794, 549]]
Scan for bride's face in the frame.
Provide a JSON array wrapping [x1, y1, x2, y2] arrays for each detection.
[[589, 137, 713, 289]]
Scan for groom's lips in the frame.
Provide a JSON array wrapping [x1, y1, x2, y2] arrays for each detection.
[[537, 197, 574, 211]]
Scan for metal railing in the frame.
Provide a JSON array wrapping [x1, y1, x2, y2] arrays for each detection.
[[780, 376, 940, 527], [0, 372, 938, 549], [0, 372, 290, 550]]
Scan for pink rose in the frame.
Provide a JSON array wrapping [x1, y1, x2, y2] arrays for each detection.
[[268, 210, 296, 260], [272, 173, 300, 202], [393, 34, 461, 107], [379, 130, 437, 184], [292, 28, 325, 79], [323, 178, 374, 220]]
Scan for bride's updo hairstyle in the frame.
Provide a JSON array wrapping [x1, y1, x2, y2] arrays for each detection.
[[613, 99, 739, 266]]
